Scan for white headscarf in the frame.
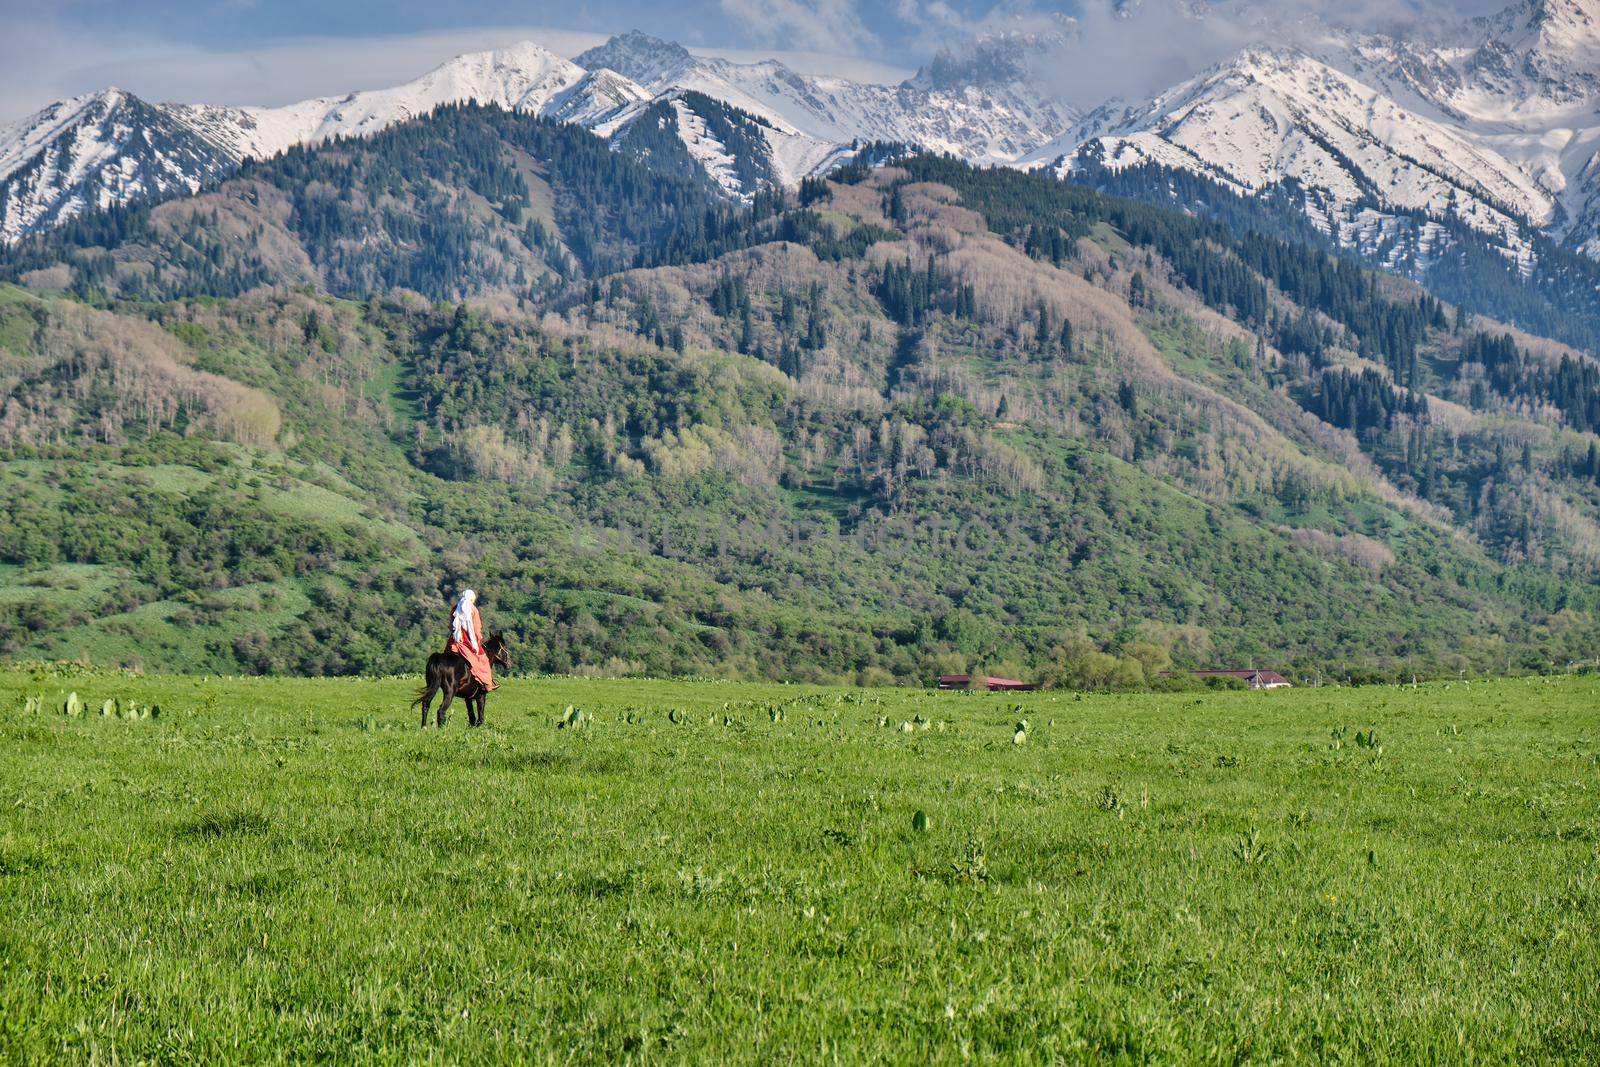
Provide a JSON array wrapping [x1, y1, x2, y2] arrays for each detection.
[[451, 589, 479, 651]]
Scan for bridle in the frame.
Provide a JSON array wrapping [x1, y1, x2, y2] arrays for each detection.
[[487, 637, 512, 669]]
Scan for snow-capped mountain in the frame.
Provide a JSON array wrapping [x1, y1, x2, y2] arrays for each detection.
[[184, 40, 591, 160], [0, 89, 243, 242], [1462, 0, 1600, 101], [1035, 0, 1600, 261], [578, 29, 1076, 167], [0, 31, 1076, 243], [0, 41, 598, 243], [1034, 46, 1556, 265], [544, 69, 653, 127], [5, 0, 1600, 268]]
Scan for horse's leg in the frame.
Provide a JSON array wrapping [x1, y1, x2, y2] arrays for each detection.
[[438, 683, 455, 728], [419, 669, 438, 729], [471, 693, 485, 728]]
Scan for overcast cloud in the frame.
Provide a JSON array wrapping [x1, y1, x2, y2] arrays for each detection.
[[1040, 0, 1510, 109], [0, 0, 1517, 125]]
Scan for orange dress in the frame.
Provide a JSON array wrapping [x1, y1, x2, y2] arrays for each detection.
[[446, 606, 494, 689]]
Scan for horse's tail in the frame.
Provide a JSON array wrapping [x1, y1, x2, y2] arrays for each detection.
[[414, 656, 442, 707]]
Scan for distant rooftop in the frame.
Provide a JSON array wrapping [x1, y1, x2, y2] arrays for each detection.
[[936, 674, 1039, 691]]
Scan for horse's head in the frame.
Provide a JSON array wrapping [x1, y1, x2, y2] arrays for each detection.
[[485, 632, 512, 670]]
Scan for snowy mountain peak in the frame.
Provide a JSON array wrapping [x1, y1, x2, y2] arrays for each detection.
[[356, 39, 585, 116], [1517, 0, 1600, 54], [1, 90, 115, 179], [0, 86, 240, 242], [1475, 0, 1600, 68], [192, 40, 588, 159], [0, 27, 1079, 240], [433, 41, 579, 87], [574, 31, 698, 91]]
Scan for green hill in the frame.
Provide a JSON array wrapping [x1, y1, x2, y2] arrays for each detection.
[[3, 106, 1600, 682]]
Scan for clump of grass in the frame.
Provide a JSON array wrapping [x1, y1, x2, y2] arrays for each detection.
[[1096, 785, 1125, 817], [950, 837, 990, 884], [179, 811, 269, 840], [1232, 829, 1273, 867]]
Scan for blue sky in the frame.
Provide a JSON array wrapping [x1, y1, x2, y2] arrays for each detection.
[[32, 0, 934, 53], [0, 0, 1506, 123]]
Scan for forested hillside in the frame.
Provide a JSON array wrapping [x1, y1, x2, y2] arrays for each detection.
[[0, 105, 745, 302], [3, 104, 1600, 683], [1075, 156, 1600, 358]]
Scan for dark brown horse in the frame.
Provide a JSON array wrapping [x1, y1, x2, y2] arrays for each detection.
[[416, 633, 511, 728]]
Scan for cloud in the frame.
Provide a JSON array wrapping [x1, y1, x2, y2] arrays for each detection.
[[1032, 1, 1245, 108], [0, 0, 1517, 125], [717, 0, 878, 54], [1012, 0, 1511, 111], [695, 45, 914, 83], [891, 0, 1071, 52], [0, 21, 915, 127], [0, 24, 613, 121], [0, 17, 162, 121], [0, 4, 903, 124]]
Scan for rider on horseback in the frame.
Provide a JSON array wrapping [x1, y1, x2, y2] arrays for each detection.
[[417, 592, 508, 728], [447, 589, 498, 691]]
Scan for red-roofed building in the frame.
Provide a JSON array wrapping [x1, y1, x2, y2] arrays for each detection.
[[937, 675, 1039, 692]]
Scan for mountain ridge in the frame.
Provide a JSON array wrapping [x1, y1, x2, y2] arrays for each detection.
[[0, 32, 1075, 243], [3, 2, 1600, 321], [1043, 0, 1600, 263], [8, 119, 1600, 679]]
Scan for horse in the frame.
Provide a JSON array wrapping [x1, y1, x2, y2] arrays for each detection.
[[416, 633, 511, 729]]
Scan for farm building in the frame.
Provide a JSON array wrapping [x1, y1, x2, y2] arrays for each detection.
[[937, 675, 1039, 692], [1191, 669, 1292, 689]]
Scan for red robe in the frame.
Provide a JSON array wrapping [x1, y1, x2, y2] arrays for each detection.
[[447, 606, 494, 688]]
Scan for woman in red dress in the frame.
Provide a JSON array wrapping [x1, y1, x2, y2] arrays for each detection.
[[446, 589, 497, 690]]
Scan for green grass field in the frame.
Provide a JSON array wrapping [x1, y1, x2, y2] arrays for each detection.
[[2, 671, 1597, 1063]]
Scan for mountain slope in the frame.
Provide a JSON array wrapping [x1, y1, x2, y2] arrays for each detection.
[[605, 92, 798, 199], [1077, 153, 1600, 356], [577, 30, 1076, 169], [11, 95, 1600, 370], [0, 90, 243, 244], [5, 110, 1600, 680], [1038, 48, 1554, 254], [0, 105, 736, 301], [184, 40, 591, 159], [1042, 0, 1600, 264]]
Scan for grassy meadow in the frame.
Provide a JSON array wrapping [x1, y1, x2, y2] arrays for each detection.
[[1, 669, 1597, 1063]]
